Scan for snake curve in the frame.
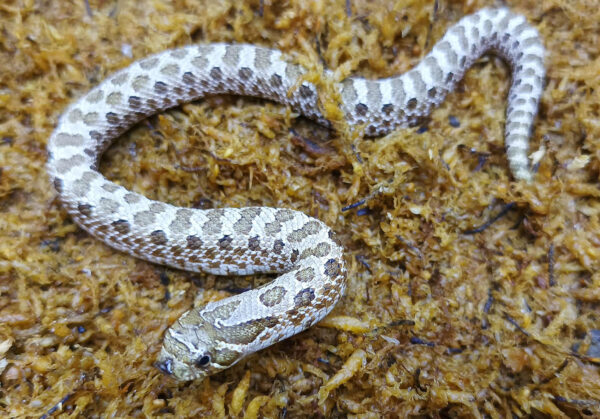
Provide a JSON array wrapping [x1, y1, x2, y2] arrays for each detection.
[[47, 7, 545, 381]]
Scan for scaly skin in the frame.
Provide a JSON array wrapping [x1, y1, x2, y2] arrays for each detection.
[[47, 7, 544, 380]]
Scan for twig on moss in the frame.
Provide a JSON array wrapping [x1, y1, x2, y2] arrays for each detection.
[[83, 0, 93, 17], [481, 289, 494, 329], [439, 150, 451, 171], [40, 392, 74, 419], [553, 395, 599, 409], [367, 319, 415, 338], [39, 372, 89, 419], [395, 235, 423, 259], [539, 359, 569, 384], [355, 255, 371, 273], [160, 271, 170, 301], [350, 143, 363, 163], [289, 128, 333, 156], [503, 312, 530, 337], [464, 202, 516, 234], [510, 213, 525, 230], [548, 243, 556, 286], [410, 336, 435, 347], [483, 290, 493, 314], [473, 152, 489, 172], [388, 319, 415, 327], [341, 199, 365, 211], [414, 368, 428, 392], [356, 207, 371, 216], [314, 36, 326, 66], [424, 0, 439, 50]]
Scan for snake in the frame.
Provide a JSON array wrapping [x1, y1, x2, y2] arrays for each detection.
[[46, 7, 544, 381]]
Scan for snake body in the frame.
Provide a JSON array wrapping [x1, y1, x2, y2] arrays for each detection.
[[47, 8, 544, 381]]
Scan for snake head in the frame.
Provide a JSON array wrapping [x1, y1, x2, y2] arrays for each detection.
[[155, 307, 243, 381], [155, 345, 219, 381]]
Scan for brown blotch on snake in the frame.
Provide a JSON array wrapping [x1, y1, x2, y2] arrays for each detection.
[[218, 235, 233, 249], [112, 219, 131, 234], [248, 236, 261, 251], [272, 239, 285, 254], [294, 288, 316, 308], [150, 230, 168, 246], [259, 286, 287, 307]]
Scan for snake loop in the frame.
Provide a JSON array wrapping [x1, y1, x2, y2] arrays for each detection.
[[47, 7, 544, 380]]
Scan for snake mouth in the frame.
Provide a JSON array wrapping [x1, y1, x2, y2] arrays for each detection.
[[155, 358, 174, 375]]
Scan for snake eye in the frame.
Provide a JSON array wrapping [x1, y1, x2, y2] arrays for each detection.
[[195, 355, 211, 368]]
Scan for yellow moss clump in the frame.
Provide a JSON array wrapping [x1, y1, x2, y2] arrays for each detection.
[[1, 0, 600, 417]]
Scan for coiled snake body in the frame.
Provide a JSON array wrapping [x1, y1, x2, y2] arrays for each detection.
[[47, 8, 544, 381]]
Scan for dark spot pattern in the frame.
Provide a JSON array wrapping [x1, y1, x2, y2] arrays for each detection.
[[218, 235, 233, 249], [78, 203, 93, 217], [324, 258, 342, 278], [54, 133, 85, 147], [168, 209, 193, 234], [139, 57, 159, 70], [202, 211, 224, 235], [124, 193, 141, 204], [101, 183, 119, 193], [259, 286, 287, 307], [382, 104, 394, 115], [355, 103, 368, 116], [182, 72, 196, 85], [274, 210, 295, 223], [238, 67, 253, 80], [154, 81, 168, 94], [112, 219, 131, 234], [299, 85, 313, 98], [290, 249, 299, 263], [53, 178, 63, 193], [129, 96, 142, 108], [270, 74, 282, 87], [287, 221, 322, 242], [210, 67, 223, 80], [264, 221, 282, 236], [89, 131, 102, 141], [160, 64, 180, 77], [233, 208, 262, 235], [150, 230, 168, 245], [295, 266, 315, 282], [203, 300, 241, 323], [248, 236, 260, 251], [212, 316, 277, 346], [294, 288, 315, 307], [186, 235, 203, 249], [273, 239, 285, 254]]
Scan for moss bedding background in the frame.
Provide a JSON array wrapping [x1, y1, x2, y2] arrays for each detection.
[[1, 0, 600, 417]]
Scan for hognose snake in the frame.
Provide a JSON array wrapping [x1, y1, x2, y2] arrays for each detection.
[[47, 7, 545, 381]]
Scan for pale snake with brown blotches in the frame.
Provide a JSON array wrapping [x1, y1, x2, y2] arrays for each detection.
[[47, 7, 544, 381]]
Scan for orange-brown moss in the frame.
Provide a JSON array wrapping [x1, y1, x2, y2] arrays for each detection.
[[1, 0, 600, 417]]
